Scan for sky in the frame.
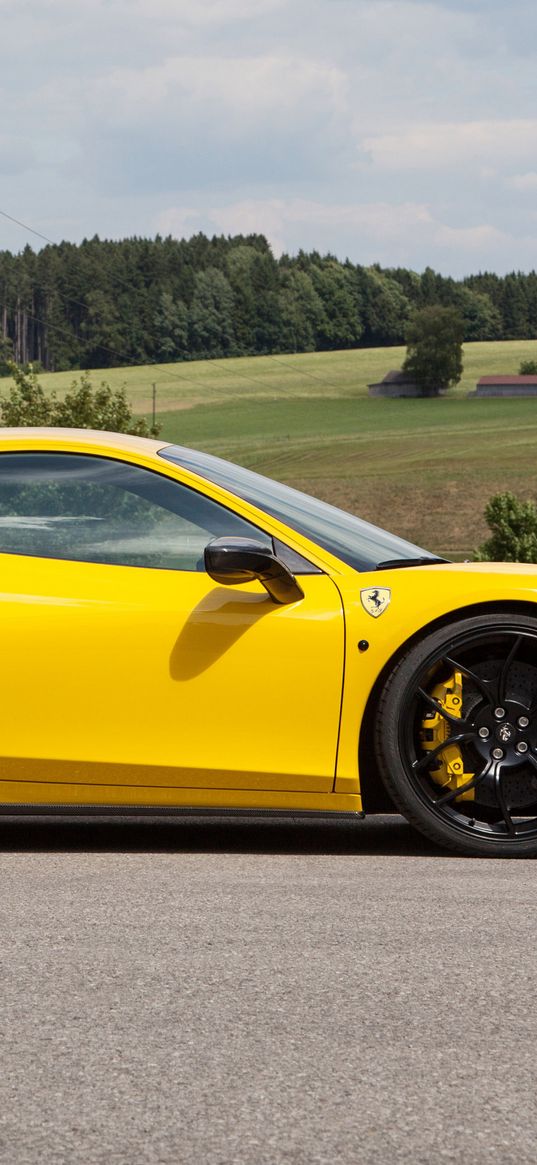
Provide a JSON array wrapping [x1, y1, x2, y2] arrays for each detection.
[[1, 0, 537, 276]]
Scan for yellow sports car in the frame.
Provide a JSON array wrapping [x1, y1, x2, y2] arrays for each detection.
[[2, 426, 537, 857]]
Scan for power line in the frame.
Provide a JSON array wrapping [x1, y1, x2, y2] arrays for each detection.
[[4, 268, 286, 394], [0, 300, 223, 397], [2, 286, 281, 395], [3, 295, 310, 402], [262, 352, 339, 389], [0, 204, 341, 393], [0, 208, 56, 247], [0, 207, 281, 393]]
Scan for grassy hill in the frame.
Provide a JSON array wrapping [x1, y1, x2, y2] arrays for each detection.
[[7, 339, 537, 558]]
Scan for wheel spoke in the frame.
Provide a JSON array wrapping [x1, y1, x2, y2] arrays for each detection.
[[401, 623, 537, 846], [413, 732, 474, 774], [417, 688, 471, 730], [432, 763, 490, 807], [493, 762, 516, 835], [442, 655, 494, 707], [432, 758, 516, 833], [497, 635, 523, 706]]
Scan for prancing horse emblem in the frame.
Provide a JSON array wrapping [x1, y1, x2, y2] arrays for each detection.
[[360, 587, 391, 618]]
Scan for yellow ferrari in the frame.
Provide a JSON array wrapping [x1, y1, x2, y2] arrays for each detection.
[[2, 426, 537, 857]]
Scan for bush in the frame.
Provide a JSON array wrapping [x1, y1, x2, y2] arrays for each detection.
[[519, 359, 537, 375], [0, 363, 159, 437], [475, 491, 537, 562]]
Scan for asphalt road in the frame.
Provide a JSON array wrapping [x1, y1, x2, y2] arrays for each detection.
[[1, 813, 536, 1165]]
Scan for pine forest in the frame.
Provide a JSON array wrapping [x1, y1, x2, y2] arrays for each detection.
[[1, 232, 536, 372]]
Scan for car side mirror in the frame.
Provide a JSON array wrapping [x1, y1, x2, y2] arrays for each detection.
[[204, 537, 305, 605]]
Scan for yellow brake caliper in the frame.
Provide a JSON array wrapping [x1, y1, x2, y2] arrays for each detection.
[[420, 671, 475, 802]]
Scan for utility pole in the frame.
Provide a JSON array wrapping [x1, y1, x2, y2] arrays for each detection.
[[152, 383, 157, 432]]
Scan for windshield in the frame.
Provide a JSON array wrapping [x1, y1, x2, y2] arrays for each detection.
[[159, 446, 438, 573]]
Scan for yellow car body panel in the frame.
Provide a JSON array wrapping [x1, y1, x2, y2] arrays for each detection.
[[0, 554, 344, 797], [333, 561, 537, 793], [1, 428, 537, 814]]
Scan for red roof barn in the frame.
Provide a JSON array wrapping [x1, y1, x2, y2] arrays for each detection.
[[473, 376, 537, 397]]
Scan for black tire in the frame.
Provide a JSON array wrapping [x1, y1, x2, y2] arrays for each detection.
[[374, 612, 537, 857]]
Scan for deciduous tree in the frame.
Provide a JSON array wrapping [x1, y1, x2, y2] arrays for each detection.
[[403, 306, 464, 397]]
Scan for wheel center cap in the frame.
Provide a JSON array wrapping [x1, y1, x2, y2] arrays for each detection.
[[497, 722, 515, 744]]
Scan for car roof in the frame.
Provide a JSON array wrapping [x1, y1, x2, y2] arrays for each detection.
[[0, 427, 169, 457]]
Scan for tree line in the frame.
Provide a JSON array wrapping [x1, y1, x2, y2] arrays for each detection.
[[1, 232, 536, 372]]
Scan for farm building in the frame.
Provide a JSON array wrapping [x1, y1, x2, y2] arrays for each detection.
[[472, 375, 537, 397], [368, 370, 420, 397]]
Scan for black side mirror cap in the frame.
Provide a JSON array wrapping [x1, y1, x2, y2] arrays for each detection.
[[204, 537, 304, 605]]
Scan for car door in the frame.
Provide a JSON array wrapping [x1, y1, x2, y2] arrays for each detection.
[[0, 450, 345, 802]]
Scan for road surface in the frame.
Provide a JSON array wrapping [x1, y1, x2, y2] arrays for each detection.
[[1, 813, 535, 1164]]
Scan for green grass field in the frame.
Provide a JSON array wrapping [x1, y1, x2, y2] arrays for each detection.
[[8, 339, 537, 558]]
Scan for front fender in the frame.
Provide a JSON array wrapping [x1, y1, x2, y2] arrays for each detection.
[[333, 562, 537, 797]]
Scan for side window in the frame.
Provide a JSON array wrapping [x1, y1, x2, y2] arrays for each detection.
[[0, 453, 273, 571]]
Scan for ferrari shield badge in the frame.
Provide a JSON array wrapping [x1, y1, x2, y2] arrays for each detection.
[[360, 587, 391, 618]]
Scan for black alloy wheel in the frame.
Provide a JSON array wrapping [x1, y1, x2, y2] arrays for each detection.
[[374, 613, 537, 856]]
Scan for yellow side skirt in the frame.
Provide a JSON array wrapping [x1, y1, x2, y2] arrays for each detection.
[[0, 781, 363, 814]]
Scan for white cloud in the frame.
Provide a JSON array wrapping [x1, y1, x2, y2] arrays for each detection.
[[91, 54, 348, 131], [112, 0, 287, 24], [347, 0, 478, 52], [507, 172, 537, 191], [199, 197, 433, 249], [55, 51, 351, 194], [363, 120, 537, 171], [157, 197, 508, 264], [434, 223, 508, 249], [157, 207, 199, 237], [0, 0, 284, 17], [2, 0, 537, 275]]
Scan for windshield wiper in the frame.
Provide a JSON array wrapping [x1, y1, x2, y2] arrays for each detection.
[[375, 555, 449, 570]]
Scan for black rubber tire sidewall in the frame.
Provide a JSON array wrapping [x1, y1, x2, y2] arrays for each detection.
[[374, 612, 537, 857]]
